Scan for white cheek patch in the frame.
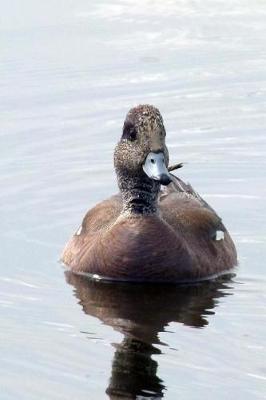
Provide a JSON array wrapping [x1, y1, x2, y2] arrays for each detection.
[[76, 226, 82, 236], [215, 230, 225, 241]]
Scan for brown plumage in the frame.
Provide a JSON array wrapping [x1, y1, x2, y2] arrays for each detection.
[[61, 105, 237, 282]]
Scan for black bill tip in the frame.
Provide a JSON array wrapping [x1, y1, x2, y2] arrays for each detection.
[[159, 174, 172, 186]]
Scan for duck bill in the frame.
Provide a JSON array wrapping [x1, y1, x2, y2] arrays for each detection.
[[143, 152, 172, 185]]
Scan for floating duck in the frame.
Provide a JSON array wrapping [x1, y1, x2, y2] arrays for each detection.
[[61, 105, 237, 282]]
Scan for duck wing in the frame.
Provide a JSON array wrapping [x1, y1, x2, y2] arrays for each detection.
[[159, 173, 228, 244], [160, 173, 217, 215]]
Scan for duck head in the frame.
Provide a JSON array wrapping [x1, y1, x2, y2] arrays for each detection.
[[114, 105, 172, 186]]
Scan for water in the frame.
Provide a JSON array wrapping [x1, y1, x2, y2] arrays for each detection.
[[1, 1, 266, 399]]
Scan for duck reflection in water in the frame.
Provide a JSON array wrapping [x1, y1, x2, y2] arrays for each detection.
[[65, 272, 234, 399]]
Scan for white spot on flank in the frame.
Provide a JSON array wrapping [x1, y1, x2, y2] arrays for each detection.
[[76, 226, 82, 236], [216, 230, 224, 241]]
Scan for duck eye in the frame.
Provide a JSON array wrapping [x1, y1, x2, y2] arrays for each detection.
[[122, 121, 137, 141]]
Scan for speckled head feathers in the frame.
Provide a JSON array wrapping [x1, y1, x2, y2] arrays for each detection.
[[114, 105, 169, 175]]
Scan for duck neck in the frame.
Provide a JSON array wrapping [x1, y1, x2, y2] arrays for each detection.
[[117, 170, 160, 215]]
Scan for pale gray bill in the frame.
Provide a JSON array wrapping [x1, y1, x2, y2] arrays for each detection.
[[143, 152, 172, 185]]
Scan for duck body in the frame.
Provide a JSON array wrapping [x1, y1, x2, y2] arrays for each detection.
[[62, 105, 237, 282]]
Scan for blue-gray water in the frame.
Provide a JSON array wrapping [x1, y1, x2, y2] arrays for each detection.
[[1, 1, 266, 399]]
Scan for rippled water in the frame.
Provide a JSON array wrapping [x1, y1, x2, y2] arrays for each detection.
[[1, 1, 266, 399]]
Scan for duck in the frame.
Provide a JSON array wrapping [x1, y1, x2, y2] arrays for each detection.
[[61, 104, 237, 282]]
